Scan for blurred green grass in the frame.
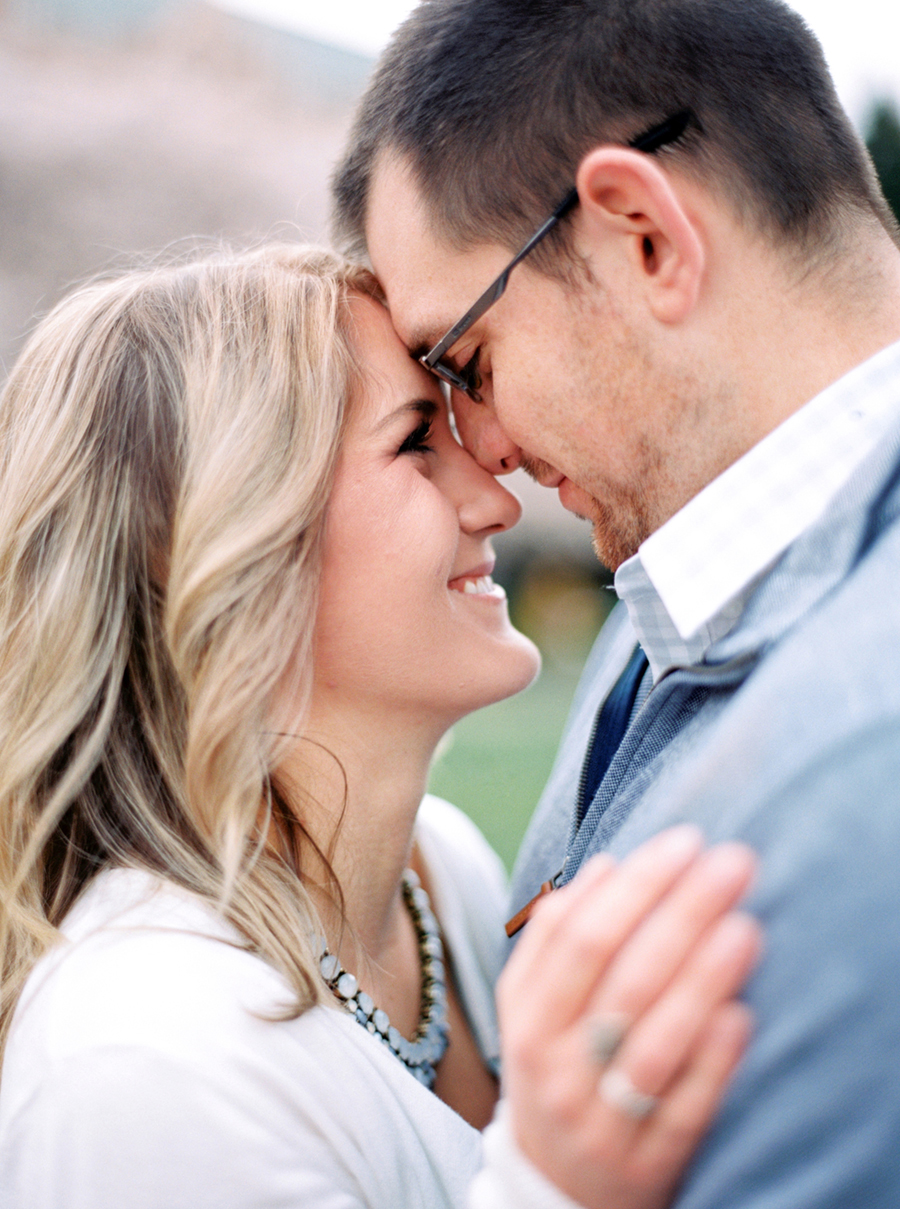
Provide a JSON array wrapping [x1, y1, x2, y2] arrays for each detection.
[[426, 665, 581, 872]]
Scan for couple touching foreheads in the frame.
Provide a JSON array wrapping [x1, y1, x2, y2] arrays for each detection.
[[3, 2, 900, 1207]]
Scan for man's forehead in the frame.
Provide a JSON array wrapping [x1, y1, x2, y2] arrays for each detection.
[[365, 152, 506, 350]]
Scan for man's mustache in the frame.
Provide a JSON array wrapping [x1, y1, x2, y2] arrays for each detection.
[[519, 453, 560, 483]]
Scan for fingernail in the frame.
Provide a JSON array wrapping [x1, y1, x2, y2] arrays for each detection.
[[709, 910, 764, 961], [584, 852, 618, 877], [700, 843, 757, 889], [652, 823, 705, 861]]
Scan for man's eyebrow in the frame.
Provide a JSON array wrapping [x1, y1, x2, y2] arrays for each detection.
[[406, 325, 442, 360], [405, 320, 452, 361], [409, 318, 472, 364], [371, 398, 438, 435]]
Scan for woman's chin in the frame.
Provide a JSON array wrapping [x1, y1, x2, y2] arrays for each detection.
[[507, 634, 542, 695], [459, 632, 542, 715]]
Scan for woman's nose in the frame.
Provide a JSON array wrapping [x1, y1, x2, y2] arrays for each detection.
[[452, 389, 522, 475]]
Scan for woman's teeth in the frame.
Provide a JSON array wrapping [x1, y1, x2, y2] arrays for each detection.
[[451, 575, 506, 598]]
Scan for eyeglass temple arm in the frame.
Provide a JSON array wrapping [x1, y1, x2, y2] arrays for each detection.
[[422, 110, 693, 366], [423, 187, 580, 365]]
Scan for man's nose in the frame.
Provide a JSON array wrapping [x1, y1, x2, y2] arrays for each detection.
[[452, 390, 522, 475]]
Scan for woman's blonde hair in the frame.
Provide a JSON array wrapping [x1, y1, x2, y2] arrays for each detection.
[[0, 244, 379, 1051]]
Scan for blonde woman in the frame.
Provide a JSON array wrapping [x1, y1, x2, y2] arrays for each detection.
[[0, 246, 760, 1209]]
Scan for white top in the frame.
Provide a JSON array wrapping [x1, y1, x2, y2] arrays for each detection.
[[0, 795, 579, 1209], [614, 337, 900, 679]]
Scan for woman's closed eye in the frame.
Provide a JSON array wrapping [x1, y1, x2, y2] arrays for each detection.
[[398, 417, 436, 456]]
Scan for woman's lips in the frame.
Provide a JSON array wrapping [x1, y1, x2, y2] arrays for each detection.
[[447, 572, 507, 599]]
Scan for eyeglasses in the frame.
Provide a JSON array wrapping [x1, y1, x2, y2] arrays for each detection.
[[419, 110, 695, 401]]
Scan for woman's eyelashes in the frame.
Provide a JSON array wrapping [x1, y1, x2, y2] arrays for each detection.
[[398, 415, 436, 456]]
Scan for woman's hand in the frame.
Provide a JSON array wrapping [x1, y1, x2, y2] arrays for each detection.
[[496, 826, 762, 1209]]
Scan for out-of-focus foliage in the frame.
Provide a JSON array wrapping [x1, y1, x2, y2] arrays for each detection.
[[866, 98, 900, 225]]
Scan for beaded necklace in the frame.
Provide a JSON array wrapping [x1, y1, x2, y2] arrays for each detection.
[[319, 869, 450, 1089]]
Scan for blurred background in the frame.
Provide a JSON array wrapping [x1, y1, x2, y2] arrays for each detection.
[[2, 0, 898, 868]]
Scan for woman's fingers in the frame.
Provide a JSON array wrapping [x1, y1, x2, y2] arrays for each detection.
[[569, 907, 760, 1132], [506, 998, 756, 1209], [500, 827, 756, 1044], [623, 1002, 755, 1194], [585, 842, 759, 1037], [610, 910, 762, 1104], [500, 825, 708, 1031], [582, 908, 761, 1150], [498, 829, 762, 1209]]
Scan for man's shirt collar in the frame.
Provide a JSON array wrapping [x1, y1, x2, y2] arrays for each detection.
[[614, 338, 900, 681]]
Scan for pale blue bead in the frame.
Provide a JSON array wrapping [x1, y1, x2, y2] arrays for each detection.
[[336, 972, 358, 999], [319, 954, 341, 981], [322, 869, 447, 1092], [357, 991, 374, 1017]]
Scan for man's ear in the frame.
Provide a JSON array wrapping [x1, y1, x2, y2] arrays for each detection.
[[574, 148, 705, 325]]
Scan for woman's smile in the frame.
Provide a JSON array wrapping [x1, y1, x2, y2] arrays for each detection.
[[449, 574, 506, 597], [447, 562, 507, 598], [310, 295, 539, 727]]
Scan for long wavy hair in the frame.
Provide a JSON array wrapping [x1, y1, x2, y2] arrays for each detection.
[[0, 244, 379, 1053]]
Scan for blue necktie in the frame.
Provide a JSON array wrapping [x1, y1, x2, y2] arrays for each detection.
[[578, 644, 649, 823], [506, 643, 650, 936]]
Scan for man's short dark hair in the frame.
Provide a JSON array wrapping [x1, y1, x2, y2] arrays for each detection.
[[332, 0, 896, 264]]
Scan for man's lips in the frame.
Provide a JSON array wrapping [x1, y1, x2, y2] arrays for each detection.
[[558, 476, 597, 519], [520, 460, 589, 513], [520, 458, 568, 491], [528, 466, 571, 497], [519, 453, 564, 488]]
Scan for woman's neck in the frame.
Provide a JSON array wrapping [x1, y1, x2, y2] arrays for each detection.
[[277, 702, 500, 1128], [278, 701, 441, 976]]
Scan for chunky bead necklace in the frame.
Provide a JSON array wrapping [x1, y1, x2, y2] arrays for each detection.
[[319, 869, 450, 1089]]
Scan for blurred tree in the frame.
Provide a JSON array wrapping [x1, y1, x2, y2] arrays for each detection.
[[866, 99, 900, 224]]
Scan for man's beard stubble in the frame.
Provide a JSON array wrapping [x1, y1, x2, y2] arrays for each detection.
[[588, 495, 652, 572], [519, 452, 651, 574]]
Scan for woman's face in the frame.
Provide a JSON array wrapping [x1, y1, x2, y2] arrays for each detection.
[[311, 296, 540, 730]]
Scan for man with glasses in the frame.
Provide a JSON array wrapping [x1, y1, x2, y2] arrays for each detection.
[[333, 0, 900, 1205]]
